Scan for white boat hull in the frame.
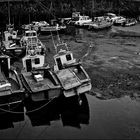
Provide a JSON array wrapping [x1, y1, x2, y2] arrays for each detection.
[[63, 82, 92, 97]]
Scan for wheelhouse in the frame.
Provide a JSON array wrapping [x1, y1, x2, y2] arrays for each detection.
[[53, 43, 76, 71]]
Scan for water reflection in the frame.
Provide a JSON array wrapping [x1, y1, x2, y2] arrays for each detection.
[[25, 97, 60, 127], [60, 94, 89, 128], [25, 94, 89, 129], [0, 102, 24, 130]]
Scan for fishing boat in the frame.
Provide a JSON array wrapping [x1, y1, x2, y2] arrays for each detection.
[[0, 53, 25, 108], [1, 0, 26, 58], [122, 18, 137, 27], [68, 12, 92, 27], [20, 29, 45, 54], [88, 20, 113, 31], [40, 24, 60, 35], [39, 20, 66, 35], [1, 24, 26, 58], [52, 36, 92, 104], [113, 16, 126, 26], [20, 36, 61, 102]]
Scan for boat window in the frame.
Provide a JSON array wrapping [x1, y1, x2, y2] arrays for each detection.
[[32, 33, 37, 36], [34, 58, 40, 64], [66, 54, 72, 61], [72, 17, 79, 21], [25, 33, 30, 36]]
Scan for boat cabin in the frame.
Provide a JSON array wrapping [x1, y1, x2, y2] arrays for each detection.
[[3, 24, 18, 41], [21, 30, 38, 42], [6, 24, 14, 31], [0, 55, 10, 78], [71, 12, 92, 25], [22, 30, 45, 72], [72, 12, 81, 18], [23, 30, 37, 40], [4, 30, 17, 41], [53, 43, 76, 71], [20, 30, 42, 48], [22, 39, 45, 72], [22, 53, 45, 72]]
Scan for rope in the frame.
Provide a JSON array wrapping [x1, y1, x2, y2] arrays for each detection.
[[80, 42, 94, 63], [0, 97, 56, 114], [50, 31, 57, 53], [0, 101, 23, 115], [36, 126, 48, 138], [15, 121, 27, 139]]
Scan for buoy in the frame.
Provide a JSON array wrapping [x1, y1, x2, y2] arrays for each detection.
[[79, 99, 82, 106]]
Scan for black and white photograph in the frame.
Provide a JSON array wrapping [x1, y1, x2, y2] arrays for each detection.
[[0, 0, 140, 139]]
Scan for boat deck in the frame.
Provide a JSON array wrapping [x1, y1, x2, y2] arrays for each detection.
[[22, 72, 56, 93], [55, 68, 81, 90], [0, 71, 11, 96], [0, 73, 20, 95], [8, 78, 20, 91]]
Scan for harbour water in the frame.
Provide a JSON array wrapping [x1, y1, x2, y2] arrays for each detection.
[[0, 94, 140, 139]]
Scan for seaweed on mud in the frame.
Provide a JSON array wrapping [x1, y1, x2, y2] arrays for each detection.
[[88, 66, 140, 99]]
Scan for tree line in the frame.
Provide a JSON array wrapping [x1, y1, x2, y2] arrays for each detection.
[[0, 0, 139, 28]]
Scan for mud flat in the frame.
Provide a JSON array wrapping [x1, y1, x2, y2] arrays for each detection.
[[13, 25, 140, 100], [110, 24, 140, 37]]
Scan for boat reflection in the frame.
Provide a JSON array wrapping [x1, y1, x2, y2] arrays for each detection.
[[25, 93, 90, 129], [25, 94, 60, 126], [60, 94, 90, 128], [0, 102, 24, 130]]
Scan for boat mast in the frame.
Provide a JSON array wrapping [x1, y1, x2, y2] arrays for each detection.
[[8, 0, 11, 24], [50, 31, 57, 53], [92, 0, 95, 17]]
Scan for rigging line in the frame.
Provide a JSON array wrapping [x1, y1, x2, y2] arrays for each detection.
[[56, 29, 61, 43], [80, 42, 94, 63], [0, 101, 23, 115], [0, 97, 56, 114], [37, 125, 49, 138], [50, 31, 57, 53], [35, 0, 56, 19], [15, 121, 27, 139]]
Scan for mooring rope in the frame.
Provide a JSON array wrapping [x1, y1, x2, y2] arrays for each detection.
[[80, 42, 94, 63], [0, 101, 24, 115], [0, 97, 56, 114]]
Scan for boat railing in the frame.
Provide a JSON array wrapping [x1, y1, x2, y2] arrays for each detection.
[[9, 68, 24, 92]]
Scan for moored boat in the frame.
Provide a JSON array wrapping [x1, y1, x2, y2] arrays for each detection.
[[88, 20, 113, 31], [52, 37, 92, 104], [122, 18, 137, 27], [0, 54, 25, 108], [20, 29, 45, 54], [39, 21, 66, 35], [68, 12, 92, 27], [113, 16, 126, 26], [20, 36, 61, 101], [1, 24, 26, 58]]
